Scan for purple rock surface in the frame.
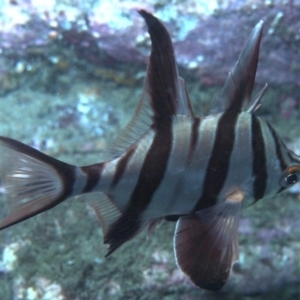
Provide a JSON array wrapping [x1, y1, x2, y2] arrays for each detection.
[[1, 1, 300, 87]]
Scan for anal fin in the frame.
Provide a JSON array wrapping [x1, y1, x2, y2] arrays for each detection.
[[87, 193, 135, 255], [174, 192, 243, 291], [87, 192, 122, 237], [88, 193, 161, 256], [104, 213, 162, 256]]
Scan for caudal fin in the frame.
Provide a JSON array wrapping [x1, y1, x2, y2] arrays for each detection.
[[0, 136, 77, 229]]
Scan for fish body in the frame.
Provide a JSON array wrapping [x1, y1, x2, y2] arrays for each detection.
[[0, 10, 300, 291]]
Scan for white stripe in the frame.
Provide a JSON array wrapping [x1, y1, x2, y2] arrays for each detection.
[[218, 112, 253, 205], [260, 120, 284, 196], [72, 167, 88, 196]]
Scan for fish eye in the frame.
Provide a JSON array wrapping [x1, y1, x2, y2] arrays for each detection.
[[285, 173, 298, 186], [280, 166, 300, 188]]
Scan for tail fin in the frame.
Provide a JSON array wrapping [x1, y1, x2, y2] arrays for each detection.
[[0, 137, 77, 229]]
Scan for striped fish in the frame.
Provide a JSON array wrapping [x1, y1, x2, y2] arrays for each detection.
[[0, 10, 299, 291]]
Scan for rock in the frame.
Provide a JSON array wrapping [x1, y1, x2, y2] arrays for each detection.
[[1, 1, 300, 87]]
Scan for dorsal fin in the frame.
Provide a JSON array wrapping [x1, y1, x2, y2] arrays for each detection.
[[138, 10, 194, 124], [211, 21, 264, 114], [106, 10, 194, 158]]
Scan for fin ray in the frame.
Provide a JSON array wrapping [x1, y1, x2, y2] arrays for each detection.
[[87, 192, 122, 236], [105, 88, 153, 158], [246, 83, 268, 112]]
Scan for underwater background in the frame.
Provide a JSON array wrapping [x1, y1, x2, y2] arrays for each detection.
[[0, 0, 300, 299]]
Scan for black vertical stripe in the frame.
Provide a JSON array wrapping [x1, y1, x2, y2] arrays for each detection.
[[251, 115, 267, 201], [188, 118, 200, 160], [81, 163, 104, 193], [105, 121, 173, 255], [129, 123, 172, 210], [111, 146, 136, 188], [194, 111, 239, 211], [266, 122, 287, 171]]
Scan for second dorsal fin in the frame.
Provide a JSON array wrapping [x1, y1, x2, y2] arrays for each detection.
[[106, 10, 194, 158], [138, 10, 194, 124]]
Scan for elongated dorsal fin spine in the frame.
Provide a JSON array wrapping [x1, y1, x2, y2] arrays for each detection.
[[212, 21, 264, 114], [246, 83, 268, 112]]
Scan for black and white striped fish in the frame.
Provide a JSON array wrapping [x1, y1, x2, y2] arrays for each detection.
[[0, 10, 299, 291]]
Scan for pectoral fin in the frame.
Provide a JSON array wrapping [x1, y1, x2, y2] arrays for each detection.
[[174, 192, 243, 290]]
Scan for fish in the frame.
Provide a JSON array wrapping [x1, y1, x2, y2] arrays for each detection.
[[0, 10, 299, 291]]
